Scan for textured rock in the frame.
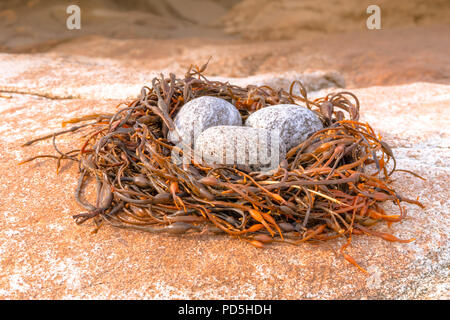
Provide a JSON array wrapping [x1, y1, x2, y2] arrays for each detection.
[[194, 126, 286, 171], [222, 0, 450, 41], [0, 54, 348, 101], [167, 96, 242, 145], [0, 51, 449, 299], [211, 71, 345, 92], [245, 104, 323, 151]]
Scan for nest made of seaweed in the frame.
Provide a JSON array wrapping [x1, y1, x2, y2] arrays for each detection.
[[21, 62, 424, 272]]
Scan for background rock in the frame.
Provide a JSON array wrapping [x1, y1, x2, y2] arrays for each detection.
[[0, 53, 346, 100], [0, 1, 448, 88], [222, 0, 450, 40]]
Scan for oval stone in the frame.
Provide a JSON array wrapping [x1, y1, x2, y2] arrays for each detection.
[[245, 104, 323, 151], [194, 126, 286, 172], [168, 96, 242, 145]]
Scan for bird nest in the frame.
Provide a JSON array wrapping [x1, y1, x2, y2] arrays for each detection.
[[21, 62, 424, 272]]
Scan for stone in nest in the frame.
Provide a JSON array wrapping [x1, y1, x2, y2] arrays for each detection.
[[194, 126, 286, 172], [245, 104, 323, 151], [167, 96, 242, 145]]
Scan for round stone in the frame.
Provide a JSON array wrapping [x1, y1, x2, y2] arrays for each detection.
[[194, 126, 286, 172], [245, 104, 323, 151], [167, 96, 242, 145]]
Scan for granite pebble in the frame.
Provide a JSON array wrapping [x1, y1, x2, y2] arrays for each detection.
[[194, 126, 286, 171], [245, 104, 323, 151], [168, 96, 242, 145]]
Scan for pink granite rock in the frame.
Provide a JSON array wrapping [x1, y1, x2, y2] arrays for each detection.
[[0, 53, 448, 299]]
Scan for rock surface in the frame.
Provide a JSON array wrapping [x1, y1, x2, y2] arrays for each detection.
[[245, 104, 323, 151], [194, 125, 286, 171], [0, 0, 449, 300], [222, 0, 450, 40], [0, 54, 449, 299], [0, 1, 449, 89], [167, 96, 242, 144], [211, 71, 346, 92], [0, 53, 345, 100]]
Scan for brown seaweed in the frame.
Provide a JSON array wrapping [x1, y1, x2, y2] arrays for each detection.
[[20, 62, 424, 272]]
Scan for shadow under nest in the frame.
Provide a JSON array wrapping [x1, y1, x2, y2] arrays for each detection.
[[21, 61, 424, 273]]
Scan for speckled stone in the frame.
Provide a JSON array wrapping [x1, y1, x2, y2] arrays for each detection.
[[194, 126, 286, 171], [167, 96, 242, 144], [245, 104, 323, 151]]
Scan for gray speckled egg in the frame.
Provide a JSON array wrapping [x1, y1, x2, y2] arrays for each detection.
[[245, 104, 323, 151], [194, 126, 286, 172], [168, 96, 242, 145]]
